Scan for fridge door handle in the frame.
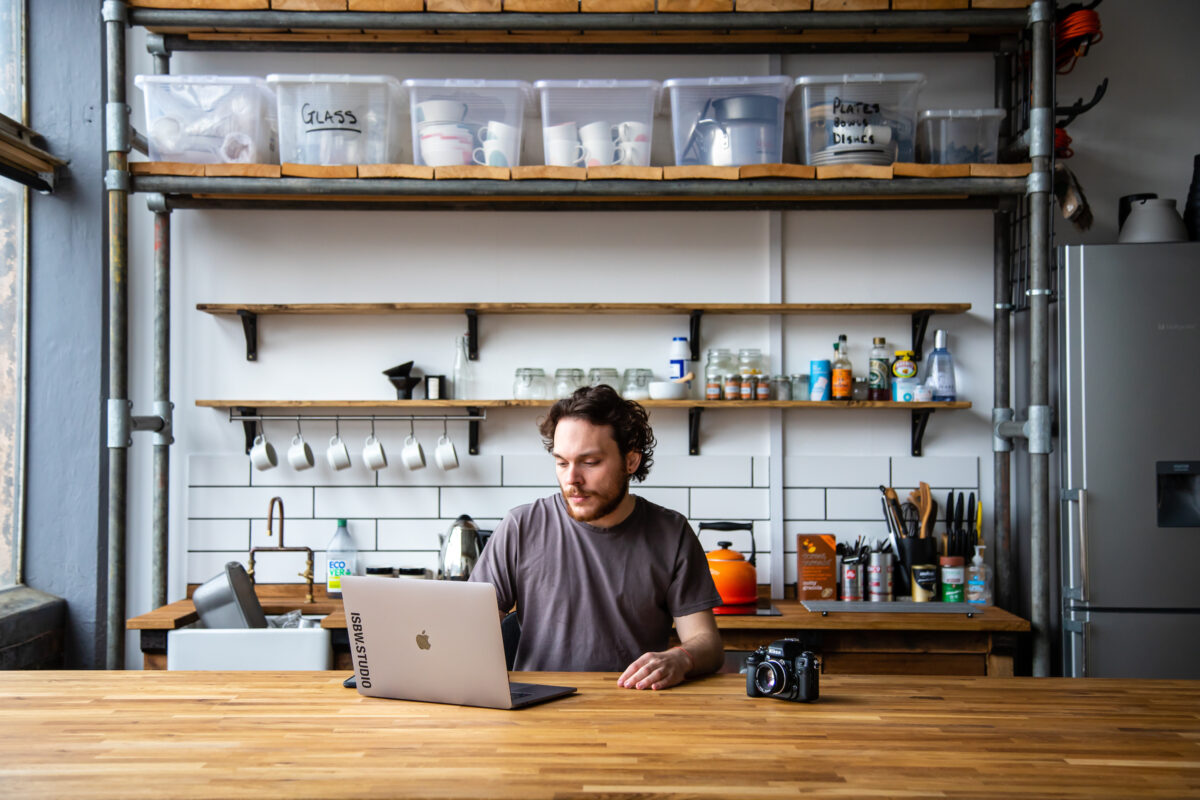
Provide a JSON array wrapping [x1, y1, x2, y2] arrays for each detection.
[[1063, 487, 1090, 604]]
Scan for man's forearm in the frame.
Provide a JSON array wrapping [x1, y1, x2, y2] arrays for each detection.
[[679, 629, 724, 677]]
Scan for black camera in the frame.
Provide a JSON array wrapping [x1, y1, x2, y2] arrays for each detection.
[[745, 638, 819, 702]]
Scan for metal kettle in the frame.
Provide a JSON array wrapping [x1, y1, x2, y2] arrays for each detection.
[[438, 514, 481, 580]]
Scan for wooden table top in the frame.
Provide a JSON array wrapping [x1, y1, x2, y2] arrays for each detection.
[[2, 670, 1196, 799], [128, 591, 1029, 633]]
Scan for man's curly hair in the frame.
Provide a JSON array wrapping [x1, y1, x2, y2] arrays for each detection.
[[538, 384, 656, 483]]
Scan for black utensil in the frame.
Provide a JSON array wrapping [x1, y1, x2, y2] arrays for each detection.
[[966, 492, 976, 551]]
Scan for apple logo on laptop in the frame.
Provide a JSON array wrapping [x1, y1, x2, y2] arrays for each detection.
[[415, 630, 431, 650]]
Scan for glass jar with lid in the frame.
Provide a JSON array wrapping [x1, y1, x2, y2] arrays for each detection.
[[621, 368, 653, 400], [737, 348, 765, 376], [554, 368, 585, 399], [704, 348, 735, 400], [513, 367, 549, 400], [587, 367, 620, 391]]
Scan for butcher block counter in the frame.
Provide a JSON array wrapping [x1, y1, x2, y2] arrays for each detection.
[[2, 670, 1197, 799], [129, 585, 1028, 676]]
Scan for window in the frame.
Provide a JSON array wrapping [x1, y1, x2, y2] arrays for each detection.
[[0, 0, 24, 588]]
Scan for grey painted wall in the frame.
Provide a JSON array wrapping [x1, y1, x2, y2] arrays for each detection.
[[24, 1, 106, 668]]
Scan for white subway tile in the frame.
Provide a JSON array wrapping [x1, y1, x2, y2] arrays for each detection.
[[785, 455, 890, 488], [378, 518, 504, 550], [188, 487, 313, 519], [783, 489, 825, 520], [826, 488, 889, 521], [689, 488, 770, 520], [185, 551, 249, 585], [635, 488, 691, 517], [246, 549, 313, 584], [440, 486, 550, 520], [188, 454, 251, 487], [891, 456, 978, 490], [501, 454, 558, 487], [378, 455, 502, 487], [640, 455, 754, 488], [314, 487, 439, 519], [752, 456, 770, 488], [359, 551, 439, 573], [251, 518, 375, 551], [251, 456, 377, 488], [187, 519, 250, 551]]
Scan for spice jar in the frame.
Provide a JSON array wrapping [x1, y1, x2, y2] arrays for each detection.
[[704, 349, 735, 400], [621, 368, 653, 400], [723, 373, 742, 401], [554, 368, 585, 399]]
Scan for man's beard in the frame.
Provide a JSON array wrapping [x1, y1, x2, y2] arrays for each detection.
[[562, 476, 629, 523]]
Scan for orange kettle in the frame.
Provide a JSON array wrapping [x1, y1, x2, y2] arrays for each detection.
[[701, 521, 757, 606]]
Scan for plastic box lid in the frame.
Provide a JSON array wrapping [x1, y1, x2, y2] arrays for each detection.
[[919, 108, 1007, 122], [663, 75, 793, 91], [135, 74, 272, 88], [267, 73, 405, 90], [534, 79, 660, 92], [794, 72, 927, 88], [403, 78, 533, 97]]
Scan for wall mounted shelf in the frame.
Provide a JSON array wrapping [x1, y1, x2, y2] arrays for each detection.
[[197, 301, 972, 363], [198, 398, 970, 457]]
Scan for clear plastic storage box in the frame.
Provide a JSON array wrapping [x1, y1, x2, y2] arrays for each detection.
[[266, 74, 405, 166], [792, 73, 926, 166], [135, 74, 278, 164], [533, 79, 661, 167], [916, 108, 1006, 164], [662, 76, 793, 167], [402, 79, 534, 168]]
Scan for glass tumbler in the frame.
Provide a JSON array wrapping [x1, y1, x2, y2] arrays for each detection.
[[513, 367, 549, 400], [621, 368, 653, 400], [554, 368, 586, 399]]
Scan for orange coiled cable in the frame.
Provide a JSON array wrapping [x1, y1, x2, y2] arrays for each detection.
[[1057, 9, 1103, 74]]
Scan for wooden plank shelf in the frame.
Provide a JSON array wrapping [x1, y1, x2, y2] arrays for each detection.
[[198, 397, 971, 457], [200, 300, 971, 365]]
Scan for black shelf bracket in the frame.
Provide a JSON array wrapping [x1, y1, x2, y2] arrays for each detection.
[[688, 310, 703, 363], [467, 406, 481, 455], [911, 408, 933, 457], [910, 310, 934, 362], [465, 309, 479, 360], [236, 406, 259, 453], [688, 406, 703, 455], [237, 309, 258, 361]]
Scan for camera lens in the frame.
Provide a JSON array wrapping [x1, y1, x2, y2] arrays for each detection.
[[754, 661, 788, 696]]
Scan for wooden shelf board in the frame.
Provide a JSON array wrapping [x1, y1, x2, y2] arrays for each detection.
[[196, 301, 973, 315], [197, 398, 971, 410]]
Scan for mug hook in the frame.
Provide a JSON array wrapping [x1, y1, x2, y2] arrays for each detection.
[[409, 419, 415, 438], [296, 417, 302, 437], [370, 417, 377, 438]]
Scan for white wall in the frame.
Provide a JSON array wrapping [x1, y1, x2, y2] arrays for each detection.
[[123, 25, 1030, 664]]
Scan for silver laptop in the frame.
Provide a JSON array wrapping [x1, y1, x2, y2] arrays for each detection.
[[340, 576, 575, 709]]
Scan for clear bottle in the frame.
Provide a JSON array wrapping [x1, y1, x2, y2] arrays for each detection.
[[704, 348, 734, 400], [924, 329, 957, 401], [831, 334, 852, 401], [325, 519, 358, 599], [737, 348, 764, 376], [966, 544, 993, 605], [868, 336, 891, 401], [452, 333, 475, 400]]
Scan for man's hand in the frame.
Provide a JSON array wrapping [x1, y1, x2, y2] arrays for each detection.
[[617, 647, 692, 691]]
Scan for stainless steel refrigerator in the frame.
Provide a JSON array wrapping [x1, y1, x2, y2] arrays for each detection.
[[1059, 242, 1200, 678]]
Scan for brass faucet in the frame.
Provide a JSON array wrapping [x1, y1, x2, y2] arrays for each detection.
[[248, 496, 315, 604]]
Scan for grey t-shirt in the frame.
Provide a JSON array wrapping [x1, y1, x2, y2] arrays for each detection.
[[469, 493, 722, 672]]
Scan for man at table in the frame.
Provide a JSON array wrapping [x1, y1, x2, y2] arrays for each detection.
[[470, 384, 724, 690]]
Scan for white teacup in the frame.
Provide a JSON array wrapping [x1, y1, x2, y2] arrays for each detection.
[[473, 140, 516, 167], [616, 140, 650, 167], [249, 434, 277, 471], [616, 120, 649, 143], [288, 434, 314, 471], [477, 120, 518, 147], [546, 139, 585, 167], [326, 434, 352, 471], [421, 141, 473, 167], [415, 99, 468, 124], [544, 121, 578, 141], [579, 120, 616, 143], [435, 434, 459, 471], [401, 434, 426, 471], [363, 435, 388, 471]]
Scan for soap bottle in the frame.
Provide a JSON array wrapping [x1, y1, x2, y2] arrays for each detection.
[[966, 544, 993, 606], [325, 519, 358, 599]]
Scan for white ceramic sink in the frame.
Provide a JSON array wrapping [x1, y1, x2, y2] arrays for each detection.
[[167, 617, 332, 671]]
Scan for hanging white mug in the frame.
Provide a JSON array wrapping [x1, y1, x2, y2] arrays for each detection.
[[435, 434, 459, 471], [326, 434, 352, 471], [287, 434, 314, 471], [363, 435, 388, 471], [249, 434, 277, 471]]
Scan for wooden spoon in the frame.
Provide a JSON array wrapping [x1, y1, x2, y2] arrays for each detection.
[[919, 482, 934, 539]]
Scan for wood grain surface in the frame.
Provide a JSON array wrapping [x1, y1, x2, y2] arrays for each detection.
[[2, 670, 1198, 799]]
